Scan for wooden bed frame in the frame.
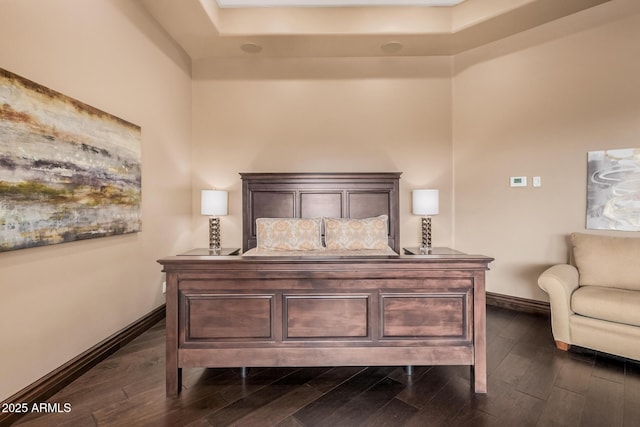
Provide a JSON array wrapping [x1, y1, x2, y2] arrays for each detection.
[[158, 172, 493, 397]]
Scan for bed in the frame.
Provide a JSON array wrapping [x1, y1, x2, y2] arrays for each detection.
[[158, 172, 493, 397]]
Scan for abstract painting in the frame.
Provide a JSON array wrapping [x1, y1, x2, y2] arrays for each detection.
[[0, 68, 141, 251], [587, 148, 640, 231]]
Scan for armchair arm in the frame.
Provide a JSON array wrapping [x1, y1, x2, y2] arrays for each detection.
[[538, 264, 579, 344]]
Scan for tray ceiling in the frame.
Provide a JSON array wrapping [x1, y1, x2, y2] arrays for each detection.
[[216, 0, 466, 6], [139, 0, 612, 58]]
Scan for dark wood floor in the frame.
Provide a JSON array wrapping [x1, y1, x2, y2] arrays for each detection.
[[12, 306, 640, 427]]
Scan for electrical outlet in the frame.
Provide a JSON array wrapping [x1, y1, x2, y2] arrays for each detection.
[[533, 176, 541, 187], [162, 281, 166, 294]]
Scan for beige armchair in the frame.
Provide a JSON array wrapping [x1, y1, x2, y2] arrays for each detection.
[[538, 233, 640, 361]]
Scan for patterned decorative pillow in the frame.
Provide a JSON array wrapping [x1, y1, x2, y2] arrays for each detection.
[[256, 217, 323, 251], [324, 215, 389, 250]]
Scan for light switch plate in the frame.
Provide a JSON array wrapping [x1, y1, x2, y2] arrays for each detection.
[[510, 176, 527, 187]]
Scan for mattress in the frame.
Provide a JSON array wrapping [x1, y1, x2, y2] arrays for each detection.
[[242, 247, 398, 257]]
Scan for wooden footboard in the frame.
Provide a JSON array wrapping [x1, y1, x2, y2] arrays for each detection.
[[158, 253, 492, 397]]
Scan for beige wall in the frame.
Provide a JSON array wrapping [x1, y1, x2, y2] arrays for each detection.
[[453, 1, 640, 300], [0, 0, 192, 400], [191, 56, 455, 250]]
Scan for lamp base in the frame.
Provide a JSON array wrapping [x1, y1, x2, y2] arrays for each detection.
[[421, 216, 432, 252], [209, 217, 221, 251]]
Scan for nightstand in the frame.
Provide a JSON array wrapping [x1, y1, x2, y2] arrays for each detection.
[[403, 247, 464, 255], [178, 248, 241, 256]]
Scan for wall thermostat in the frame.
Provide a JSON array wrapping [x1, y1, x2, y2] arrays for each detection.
[[510, 176, 527, 187]]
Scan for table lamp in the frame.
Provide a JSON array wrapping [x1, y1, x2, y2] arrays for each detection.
[[412, 189, 439, 253], [201, 190, 228, 252]]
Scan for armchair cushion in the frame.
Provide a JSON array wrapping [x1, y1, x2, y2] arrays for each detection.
[[571, 232, 640, 291], [572, 286, 640, 327]]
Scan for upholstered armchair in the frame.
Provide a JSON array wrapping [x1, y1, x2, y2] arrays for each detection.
[[538, 233, 640, 361]]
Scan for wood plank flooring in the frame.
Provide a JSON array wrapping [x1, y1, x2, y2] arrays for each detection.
[[11, 306, 640, 427]]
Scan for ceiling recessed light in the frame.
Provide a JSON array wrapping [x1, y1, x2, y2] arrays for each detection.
[[241, 42, 263, 53], [381, 41, 403, 53]]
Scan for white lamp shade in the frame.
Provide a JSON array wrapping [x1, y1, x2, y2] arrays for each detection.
[[201, 190, 228, 216], [412, 189, 439, 216]]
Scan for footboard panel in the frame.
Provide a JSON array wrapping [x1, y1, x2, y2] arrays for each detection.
[[185, 294, 274, 341], [159, 255, 492, 396], [285, 295, 370, 339], [381, 293, 468, 339]]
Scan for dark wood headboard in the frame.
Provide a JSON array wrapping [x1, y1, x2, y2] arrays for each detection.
[[240, 172, 401, 253]]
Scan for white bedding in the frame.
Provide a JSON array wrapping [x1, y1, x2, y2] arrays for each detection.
[[242, 247, 398, 257]]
